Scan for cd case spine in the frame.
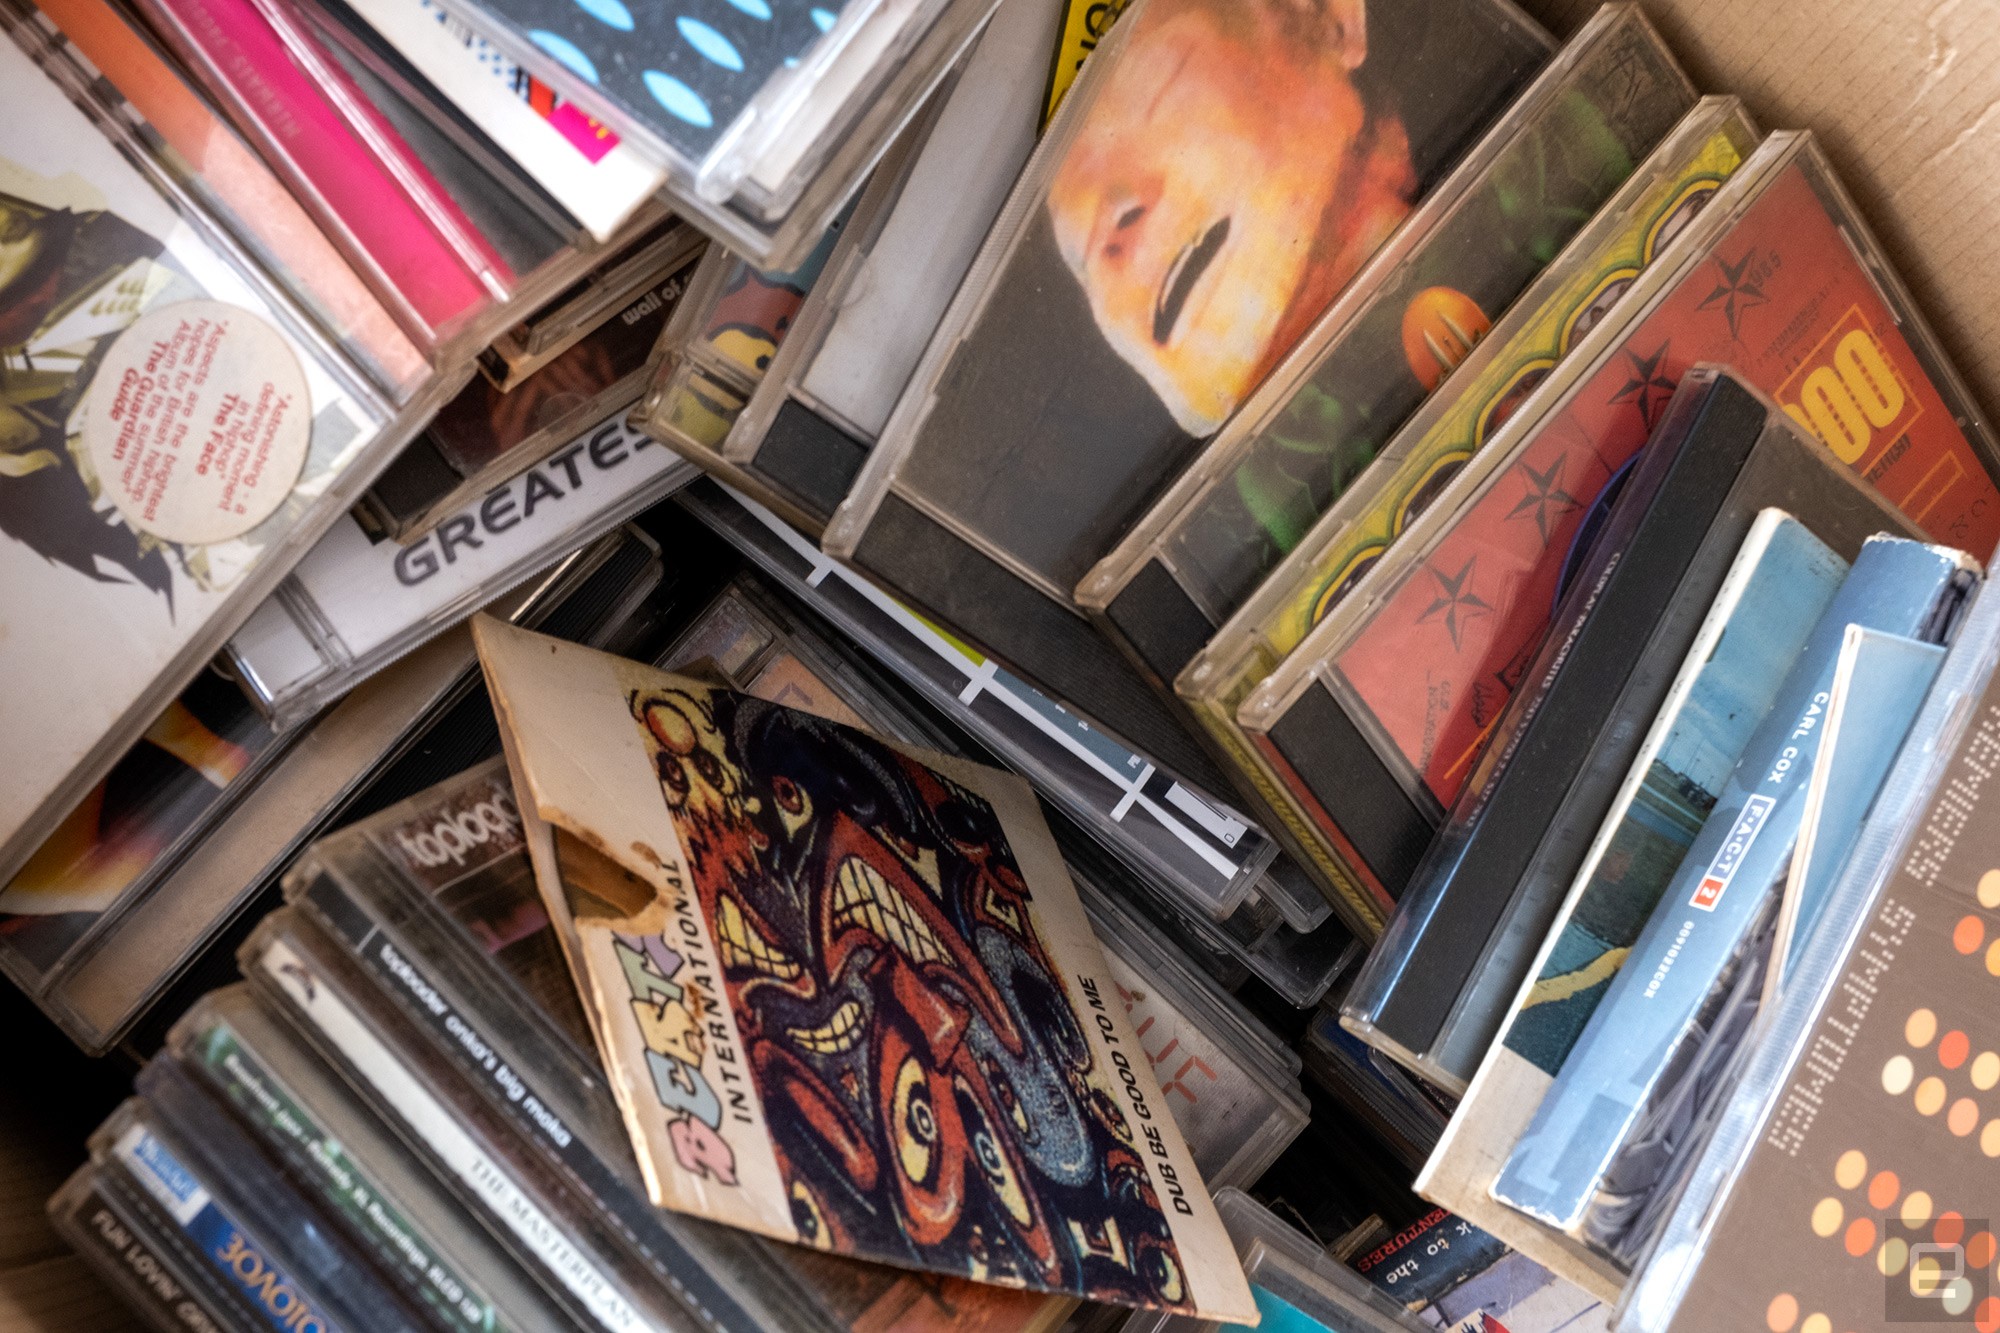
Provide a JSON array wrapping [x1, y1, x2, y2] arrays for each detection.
[[162, 985, 575, 1333], [1077, 5, 1697, 692], [128, 0, 504, 352], [48, 1164, 253, 1333], [1231, 131, 2000, 949], [95, 1096, 431, 1332], [229, 433, 687, 732]]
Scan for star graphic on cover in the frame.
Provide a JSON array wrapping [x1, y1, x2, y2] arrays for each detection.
[[1695, 250, 1770, 340], [1505, 456, 1581, 544], [1608, 341, 1678, 432], [1416, 557, 1492, 651]]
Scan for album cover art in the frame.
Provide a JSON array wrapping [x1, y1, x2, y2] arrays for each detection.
[[1326, 149, 2000, 813], [0, 38, 381, 880], [468, 0, 852, 161], [1160, 11, 1690, 626], [363, 757, 1066, 1333], [834, 0, 1552, 602], [1637, 585, 2000, 1333], [1257, 116, 1747, 657], [475, 617, 1255, 1317]]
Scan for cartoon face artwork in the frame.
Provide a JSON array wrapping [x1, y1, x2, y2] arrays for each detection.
[[625, 682, 1194, 1307]]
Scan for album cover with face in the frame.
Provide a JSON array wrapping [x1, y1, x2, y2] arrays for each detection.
[[473, 615, 1258, 1319], [823, 0, 1552, 713]]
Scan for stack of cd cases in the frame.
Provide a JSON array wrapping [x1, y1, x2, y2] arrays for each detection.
[[0, 524, 665, 1054], [234, 756, 1311, 1331], [637, 0, 1071, 536], [148, 985, 583, 1330], [254, 778, 953, 1333], [416, 0, 1010, 269], [0, 0, 709, 904], [1076, 3, 1698, 702], [677, 477, 1362, 1006], [62, 1095, 440, 1332], [47, 541, 1332, 1330], [819, 0, 1554, 794], [0, 20, 416, 891], [645, 569, 1315, 1187]]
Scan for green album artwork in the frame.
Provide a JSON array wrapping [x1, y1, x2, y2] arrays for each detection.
[[1169, 28, 1687, 617]]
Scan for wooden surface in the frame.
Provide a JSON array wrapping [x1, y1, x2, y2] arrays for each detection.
[[0, 982, 140, 1332]]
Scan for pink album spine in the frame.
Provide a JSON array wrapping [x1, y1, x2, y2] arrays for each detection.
[[250, 0, 517, 284], [142, 0, 495, 341]]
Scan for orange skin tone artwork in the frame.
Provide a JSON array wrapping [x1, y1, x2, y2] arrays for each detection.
[[1048, 0, 1416, 433]]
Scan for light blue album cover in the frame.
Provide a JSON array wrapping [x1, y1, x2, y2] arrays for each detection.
[[1774, 626, 1943, 984], [1502, 513, 1845, 1076], [1491, 536, 1972, 1239]]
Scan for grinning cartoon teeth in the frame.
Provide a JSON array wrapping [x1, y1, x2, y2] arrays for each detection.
[[716, 895, 801, 980], [785, 999, 867, 1055], [830, 857, 947, 965]]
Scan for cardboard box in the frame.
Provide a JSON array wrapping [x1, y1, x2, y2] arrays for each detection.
[[1523, 0, 2000, 447]]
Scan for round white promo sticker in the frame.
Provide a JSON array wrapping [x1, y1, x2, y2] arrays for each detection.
[[81, 299, 312, 546]]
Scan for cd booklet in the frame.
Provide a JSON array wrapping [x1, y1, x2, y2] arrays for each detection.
[[474, 615, 1257, 1318]]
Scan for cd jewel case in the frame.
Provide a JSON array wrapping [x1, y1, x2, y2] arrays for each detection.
[[358, 239, 702, 543], [230, 411, 697, 730], [0, 31, 416, 892], [822, 0, 1552, 753], [673, 0, 1069, 536], [427, 0, 1007, 267], [1078, 4, 1697, 699], [48, 1161, 249, 1333]]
